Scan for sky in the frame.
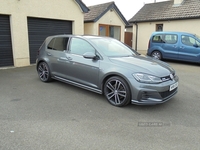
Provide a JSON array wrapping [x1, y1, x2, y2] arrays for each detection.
[[82, 0, 169, 20]]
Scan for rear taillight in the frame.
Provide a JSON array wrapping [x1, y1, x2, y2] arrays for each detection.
[[148, 40, 150, 49]]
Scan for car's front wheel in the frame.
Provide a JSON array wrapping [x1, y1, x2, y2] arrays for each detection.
[[104, 76, 131, 107], [37, 62, 51, 82], [151, 51, 162, 60]]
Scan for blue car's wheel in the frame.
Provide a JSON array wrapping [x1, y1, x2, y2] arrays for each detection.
[[151, 51, 162, 60]]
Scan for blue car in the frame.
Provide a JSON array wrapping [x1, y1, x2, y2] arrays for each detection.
[[147, 31, 200, 63]]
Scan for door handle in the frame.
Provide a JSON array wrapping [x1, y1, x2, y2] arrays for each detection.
[[67, 57, 72, 61], [47, 52, 51, 56], [58, 57, 68, 61], [58, 57, 72, 61]]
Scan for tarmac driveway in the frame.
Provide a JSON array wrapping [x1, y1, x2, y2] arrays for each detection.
[[0, 61, 200, 150]]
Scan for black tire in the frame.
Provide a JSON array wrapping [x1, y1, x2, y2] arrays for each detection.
[[37, 62, 52, 82], [104, 76, 131, 107], [151, 51, 162, 60]]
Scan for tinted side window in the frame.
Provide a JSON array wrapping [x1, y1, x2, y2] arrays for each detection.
[[47, 37, 69, 51], [47, 38, 56, 50], [69, 38, 95, 55]]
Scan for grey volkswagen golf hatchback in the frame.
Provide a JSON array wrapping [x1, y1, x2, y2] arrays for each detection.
[[36, 35, 178, 107]]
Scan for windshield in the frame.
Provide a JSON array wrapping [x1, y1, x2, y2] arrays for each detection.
[[90, 38, 137, 57], [194, 34, 200, 40]]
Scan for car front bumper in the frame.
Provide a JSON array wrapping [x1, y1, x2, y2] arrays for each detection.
[[129, 75, 179, 105], [131, 88, 178, 105]]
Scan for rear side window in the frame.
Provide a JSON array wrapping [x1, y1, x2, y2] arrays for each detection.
[[152, 35, 163, 43], [152, 34, 177, 44], [47, 37, 69, 51], [164, 34, 178, 44]]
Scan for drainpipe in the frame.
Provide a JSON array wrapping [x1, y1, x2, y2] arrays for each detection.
[[134, 22, 138, 51]]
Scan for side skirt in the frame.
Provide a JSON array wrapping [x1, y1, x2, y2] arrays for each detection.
[[52, 76, 102, 94]]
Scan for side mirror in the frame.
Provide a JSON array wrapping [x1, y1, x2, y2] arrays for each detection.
[[83, 52, 97, 59], [193, 44, 199, 48]]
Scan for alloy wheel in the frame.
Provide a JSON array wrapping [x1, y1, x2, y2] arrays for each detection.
[[104, 76, 130, 106], [151, 51, 162, 60], [37, 62, 51, 82]]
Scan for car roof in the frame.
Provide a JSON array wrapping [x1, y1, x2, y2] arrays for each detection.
[[47, 34, 112, 40], [151, 31, 195, 36]]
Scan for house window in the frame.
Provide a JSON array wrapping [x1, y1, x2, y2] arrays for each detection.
[[156, 24, 163, 31], [99, 24, 121, 40]]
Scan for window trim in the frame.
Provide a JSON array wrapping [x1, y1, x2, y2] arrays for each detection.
[[156, 24, 163, 31]]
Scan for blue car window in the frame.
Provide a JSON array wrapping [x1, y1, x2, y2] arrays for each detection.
[[164, 34, 178, 44], [181, 36, 195, 46], [196, 39, 200, 47], [152, 35, 164, 43]]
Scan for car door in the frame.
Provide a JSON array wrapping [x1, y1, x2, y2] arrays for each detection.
[[161, 34, 179, 59], [62, 37, 100, 89], [45, 37, 70, 77], [179, 35, 200, 62]]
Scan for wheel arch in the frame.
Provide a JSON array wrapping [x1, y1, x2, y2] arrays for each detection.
[[36, 58, 50, 70], [101, 73, 132, 106], [101, 73, 132, 97]]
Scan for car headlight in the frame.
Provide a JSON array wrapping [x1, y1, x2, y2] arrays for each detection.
[[133, 73, 162, 84]]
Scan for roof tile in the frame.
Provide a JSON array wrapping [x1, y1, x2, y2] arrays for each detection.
[[84, 1, 128, 25], [84, 2, 114, 22], [129, 0, 200, 23]]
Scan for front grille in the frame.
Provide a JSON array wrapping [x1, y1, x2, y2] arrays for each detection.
[[159, 88, 177, 98], [161, 73, 175, 82]]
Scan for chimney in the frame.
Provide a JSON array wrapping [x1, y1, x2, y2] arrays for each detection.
[[173, 0, 184, 5]]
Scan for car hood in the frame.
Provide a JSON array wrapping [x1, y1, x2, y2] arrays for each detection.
[[109, 55, 174, 77]]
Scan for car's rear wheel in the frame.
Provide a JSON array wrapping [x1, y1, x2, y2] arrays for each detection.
[[104, 76, 131, 107], [37, 62, 51, 82], [151, 51, 162, 60]]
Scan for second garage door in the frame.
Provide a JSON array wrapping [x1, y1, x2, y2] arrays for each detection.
[[28, 17, 72, 64]]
